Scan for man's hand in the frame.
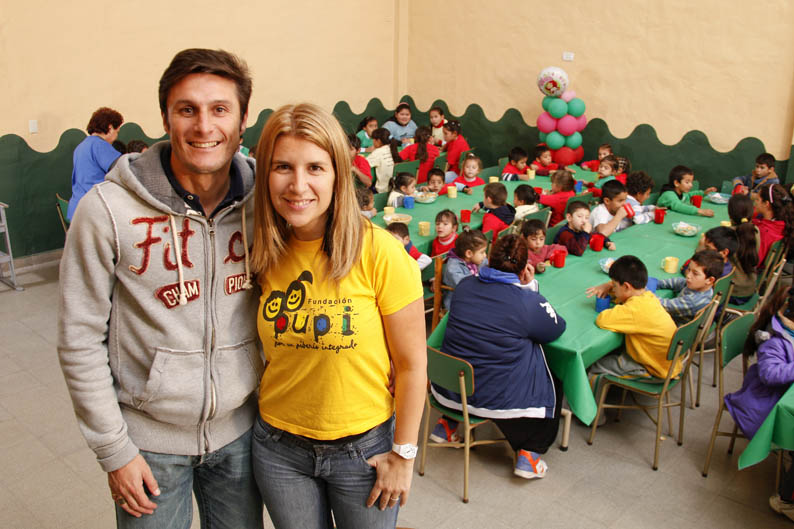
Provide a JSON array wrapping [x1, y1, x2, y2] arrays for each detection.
[[108, 455, 160, 518]]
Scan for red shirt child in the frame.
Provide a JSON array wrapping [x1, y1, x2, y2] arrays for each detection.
[[530, 145, 559, 176], [399, 142, 439, 184], [538, 169, 577, 226], [431, 210, 459, 256], [443, 127, 470, 176]]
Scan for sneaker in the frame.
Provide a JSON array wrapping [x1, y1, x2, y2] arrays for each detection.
[[429, 417, 460, 443], [513, 450, 548, 479], [769, 494, 794, 522]]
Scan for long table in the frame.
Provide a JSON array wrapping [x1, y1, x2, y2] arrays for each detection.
[[738, 384, 794, 470], [373, 180, 727, 424]]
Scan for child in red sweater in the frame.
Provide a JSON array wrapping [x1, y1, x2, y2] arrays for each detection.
[[347, 133, 372, 188], [442, 120, 470, 180], [521, 218, 566, 273], [451, 153, 486, 194], [472, 182, 516, 237], [386, 222, 432, 270], [539, 169, 576, 226], [581, 143, 613, 172], [432, 209, 459, 256], [501, 146, 530, 181], [530, 144, 559, 176]]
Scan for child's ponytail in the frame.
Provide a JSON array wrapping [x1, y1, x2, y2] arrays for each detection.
[[388, 138, 402, 163], [414, 126, 432, 163], [728, 194, 759, 274], [760, 184, 794, 251], [390, 172, 415, 193]]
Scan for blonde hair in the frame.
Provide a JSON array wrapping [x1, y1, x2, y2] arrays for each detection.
[[251, 103, 364, 280]]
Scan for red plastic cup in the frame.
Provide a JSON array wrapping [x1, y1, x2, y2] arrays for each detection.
[[534, 187, 543, 196], [623, 203, 635, 218], [460, 209, 472, 223], [589, 233, 605, 251], [654, 208, 666, 224], [552, 250, 566, 268], [691, 195, 703, 208]]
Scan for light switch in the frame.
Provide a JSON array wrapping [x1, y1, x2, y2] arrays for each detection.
[[562, 51, 575, 61], [29, 120, 38, 134]]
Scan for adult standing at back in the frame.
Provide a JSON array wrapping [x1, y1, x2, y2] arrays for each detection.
[[66, 107, 124, 220], [382, 102, 417, 144], [58, 48, 263, 528]]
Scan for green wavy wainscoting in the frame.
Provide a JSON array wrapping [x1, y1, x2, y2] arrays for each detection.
[[0, 98, 790, 259]]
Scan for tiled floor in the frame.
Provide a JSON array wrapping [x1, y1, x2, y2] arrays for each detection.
[[1, 264, 791, 528]]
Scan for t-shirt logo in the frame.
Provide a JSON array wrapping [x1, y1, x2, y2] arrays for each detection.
[[263, 271, 313, 338]]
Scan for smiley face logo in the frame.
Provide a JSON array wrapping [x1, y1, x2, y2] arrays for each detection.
[[285, 271, 313, 311], [263, 291, 284, 321]]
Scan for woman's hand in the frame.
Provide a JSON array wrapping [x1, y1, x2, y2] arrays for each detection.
[[366, 451, 414, 510], [519, 262, 535, 285]]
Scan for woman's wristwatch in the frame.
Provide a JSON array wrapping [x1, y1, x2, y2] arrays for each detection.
[[392, 443, 418, 459]]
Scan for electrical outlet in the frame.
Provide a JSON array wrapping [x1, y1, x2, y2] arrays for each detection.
[[562, 51, 575, 61], [29, 120, 38, 134]]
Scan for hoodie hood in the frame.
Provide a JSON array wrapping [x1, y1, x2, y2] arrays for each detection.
[[478, 265, 520, 285], [490, 203, 516, 225]]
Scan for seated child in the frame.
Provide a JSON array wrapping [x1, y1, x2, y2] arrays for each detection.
[[387, 172, 416, 208], [368, 128, 402, 192], [725, 285, 794, 441], [752, 183, 794, 264], [539, 169, 576, 226], [581, 143, 612, 172], [522, 219, 566, 273], [356, 187, 377, 220], [502, 147, 530, 181], [727, 194, 760, 303], [529, 144, 559, 176], [450, 153, 486, 194], [348, 133, 372, 188], [732, 153, 780, 195], [594, 155, 620, 189], [356, 116, 377, 152], [656, 165, 717, 217], [442, 228, 489, 309], [429, 106, 447, 146], [586, 255, 678, 402], [513, 184, 540, 221], [590, 180, 630, 237], [472, 183, 516, 237], [424, 168, 446, 195], [399, 126, 439, 184], [432, 209, 459, 256], [683, 227, 737, 278], [386, 222, 432, 271], [657, 249, 723, 325], [442, 120, 470, 180], [619, 171, 657, 229], [554, 201, 615, 256]]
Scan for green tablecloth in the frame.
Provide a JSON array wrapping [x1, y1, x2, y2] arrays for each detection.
[[387, 182, 728, 424], [738, 384, 794, 469]]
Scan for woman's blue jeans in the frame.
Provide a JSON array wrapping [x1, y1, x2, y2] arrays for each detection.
[[252, 415, 399, 529]]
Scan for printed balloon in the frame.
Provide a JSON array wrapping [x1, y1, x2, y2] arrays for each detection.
[[537, 66, 569, 97]]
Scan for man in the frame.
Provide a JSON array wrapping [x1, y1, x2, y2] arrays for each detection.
[[58, 49, 263, 528]]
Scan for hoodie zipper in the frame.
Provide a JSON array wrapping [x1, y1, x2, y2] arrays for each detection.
[[207, 218, 218, 424]]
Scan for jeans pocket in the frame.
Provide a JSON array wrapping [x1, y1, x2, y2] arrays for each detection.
[[133, 347, 205, 425], [252, 416, 282, 444]]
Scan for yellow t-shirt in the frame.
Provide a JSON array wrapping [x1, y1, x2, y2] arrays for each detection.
[[257, 224, 423, 439]]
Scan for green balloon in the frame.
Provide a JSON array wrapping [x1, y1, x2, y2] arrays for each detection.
[[567, 98, 586, 117], [539, 132, 547, 142], [546, 131, 565, 150], [548, 98, 568, 119], [542, 96, 556, 111], [565, 132, 582, 149]]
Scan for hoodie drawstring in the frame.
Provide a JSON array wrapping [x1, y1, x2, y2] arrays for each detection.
[[241, 203, 252, 289], [169, 215, 188, 306]]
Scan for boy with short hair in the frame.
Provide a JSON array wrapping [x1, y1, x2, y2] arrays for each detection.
[[555, 201, 615, 256], [502, 147, 530, 181], [581, 143, 613, 172], [539, 169, 576, 226], [385, 222, 432, 270], [733, 153, 779, 195], [347, 133, 372, 188], [356, 187, 377, 219], [472, 182, 516, 237], [590, 180, 630, 237], [683, 227, 737, 278], [657, 249, 723, 325], [530, 144, 559, 176], [619, 171, 657, 229]]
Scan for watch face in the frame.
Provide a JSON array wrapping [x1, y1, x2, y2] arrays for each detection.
[[395, 443, 418, 459]]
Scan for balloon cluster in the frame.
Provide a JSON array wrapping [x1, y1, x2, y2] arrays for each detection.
[[535, 67, 588, 167]]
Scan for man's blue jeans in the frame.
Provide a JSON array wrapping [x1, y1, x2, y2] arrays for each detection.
[[115, 428, 263, 529], [252, 416, 399, 529]]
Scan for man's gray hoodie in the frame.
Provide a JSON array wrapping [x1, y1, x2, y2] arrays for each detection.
[[57, 142, 263, 472]]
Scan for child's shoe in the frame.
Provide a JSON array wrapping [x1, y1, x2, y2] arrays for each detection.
[[513, 449, 547, 479], [429, 417, 460, 443], [769, 494, 794, 522]]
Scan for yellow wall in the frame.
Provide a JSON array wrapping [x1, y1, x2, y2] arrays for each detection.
[[2, 0, 793, 158]]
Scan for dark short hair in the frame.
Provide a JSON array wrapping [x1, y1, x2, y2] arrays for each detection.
[[551, 169, 575, 191], [599, 155, 619, 172], [668, 165, 693, 184], [484, 182, 507, 206], [756, 153, 775, 168], [608, 255, 648, 289], [455, 228, 488, 255], [159, 48, 252, 121], [598, 143, 613, 153], [126, 140, 148, 153], [704, 227, 738, 257], [566, 200, 589, 215], [489, 234, 528, 274], [534, 144, 551, 159], [355, 187, 373, 209], [514, 184, 537, 205], [86, 107, 123, 135], [435, 209, 458, 226], [601, 179, 627, 201], [427, 168, 444, 182], [385, 222, 410, 238], [509, 146, 528, 163], [429, 106, 444, 116], [626, 171, 654, 197], [347, 132, 361, 150], [520, 218, 546, 237], [112, 140, 126, 154], [691, 249, 725, 281]]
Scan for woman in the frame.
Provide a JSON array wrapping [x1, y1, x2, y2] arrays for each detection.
[[430, 235, 566, 479], [66, 107, 124, 220], [382, 102, 417, 144], [250, 103, 427, 528]]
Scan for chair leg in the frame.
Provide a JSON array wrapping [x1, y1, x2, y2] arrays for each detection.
[[665, 392, 674, 438], [418, 398, 431, 476], [728, 424, 739, 455], [615, 388, 627, 422], [703, 406, 724, 477], [695, 347, 704, 408], [462, 426, 471, 503], [677, 382, 686, 446], [653, 395, 664, 470], [689, 371, 697, 409], [559, 408, 571, 452], [588, 381, 610, 445], [776, 451, 783, 492]]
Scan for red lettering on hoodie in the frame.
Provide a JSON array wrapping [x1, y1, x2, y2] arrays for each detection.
[[130, 216, 168, 275], [224, 231, 245, 264], [163, 218, 196, 271]]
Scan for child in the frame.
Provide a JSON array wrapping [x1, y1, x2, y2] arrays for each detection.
[[442, 228, 489, 308], [688, 227, 737, 278], [450, 153, 486, 194], [522, 218, 566, 273], [126, 140, 148, 153], [657, 249, 723, 325], [727, 194, 760, 303], [555, 201, 615, 256], [732, 153, 780, 195], [386, 222, 432, 271], [432, 209, 459, 256], [399, 126, 439, 184], [753, 184, 794, 264], [586, 256, 678, 400], [442, 120, 470, 181], [355, 116, 378, 152], [724, 285, 794, 441], [424, 168, 446, 194], [620, 170, 657, 229], [502, 147, 530, 181], [386, 172, 416, 208], [356, 187, 377, 220], [472, 182, 516, 237], [429, 106, 447, 146], [590, 180, 630, 237], [581, 143, 613, 172], [529, 144, 559, 176], [513, 184, 540, 221], [594, 155, 619, 188], [368, 128, 401, 192], [347, 133, 372, 188], [656, 165, 717, 217], [539, 169, 576, 226]]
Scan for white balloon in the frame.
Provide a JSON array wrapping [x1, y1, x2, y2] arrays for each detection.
[[537, 67, 569, 97]]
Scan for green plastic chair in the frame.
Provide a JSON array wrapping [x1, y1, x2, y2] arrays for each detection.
[[498, 157, 508, 172], [434, 152, 447, 170], [523, 207, 552, 228], [702, 313, 755, 477], [545, 220, 567, 245], [373, 192, 389, 211], [56, 193, 70, 235], [587, 303, 710, 470], [393, 159, 420, 179], [727, 240, 784, 314], [564, 193, 592, 216], [478, 165, 501, 180]]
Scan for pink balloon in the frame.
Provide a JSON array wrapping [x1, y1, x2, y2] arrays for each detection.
[[576, 114, 588, 132], [557, 115, 578, 136], [537, 112, 558, 134], [561, 90, 576, 103]]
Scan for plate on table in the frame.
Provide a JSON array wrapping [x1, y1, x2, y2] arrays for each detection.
[[599, 257, 615, 274], [672, 221, 701, 237], [707, 192, 730, 204], [384, 214, 412, 225], [415, 192, 438, 204]]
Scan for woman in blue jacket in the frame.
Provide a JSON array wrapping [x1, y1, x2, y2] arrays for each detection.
[[431, 234, 566, 479]]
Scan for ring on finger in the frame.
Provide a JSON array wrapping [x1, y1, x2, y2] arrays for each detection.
[[389, 496, 400, 502], [112, 494, 127, 505]]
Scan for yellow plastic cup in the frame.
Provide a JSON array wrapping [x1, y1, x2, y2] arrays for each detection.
[[527, 169, 536, 180], [384, 206, 395, 217], [489, 176, 499, 183], [447, 185, 458, 198], [720, 220, 732, 227], [418, 221, 431, 236], [661, 256, 680, 274]]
